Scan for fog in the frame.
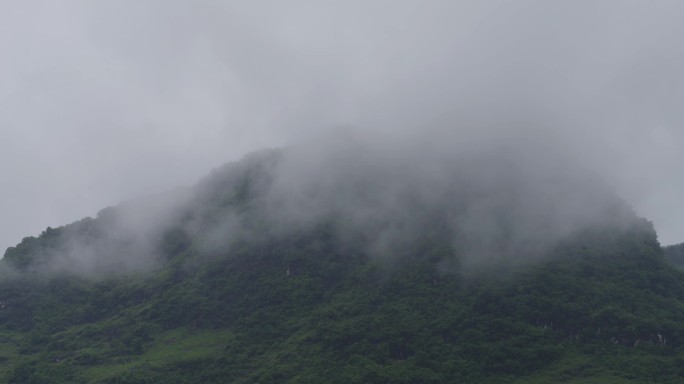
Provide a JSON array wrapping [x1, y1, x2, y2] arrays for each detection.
[[2, 0, 684, 258]]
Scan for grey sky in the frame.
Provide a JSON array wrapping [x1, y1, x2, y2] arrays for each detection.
[[1, 0, 684, 253]]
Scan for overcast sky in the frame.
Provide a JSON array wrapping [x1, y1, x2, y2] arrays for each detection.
[[1, 0, 684, 252]]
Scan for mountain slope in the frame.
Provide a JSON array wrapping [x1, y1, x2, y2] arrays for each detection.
[[665, 243, 684, 270], [1, 147, 684, 383]]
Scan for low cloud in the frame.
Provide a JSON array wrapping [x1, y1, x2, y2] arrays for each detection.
[[1, 0, 684, 264]]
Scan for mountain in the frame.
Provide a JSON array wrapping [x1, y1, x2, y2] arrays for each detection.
[[1, 145, 684, 383], [665, 243, 684, 270]]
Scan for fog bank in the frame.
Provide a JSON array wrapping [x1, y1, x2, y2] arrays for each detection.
[[1, 0, 684, 252]]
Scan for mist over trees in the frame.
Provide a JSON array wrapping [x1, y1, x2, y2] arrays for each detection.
[[1, 1, 684, 382], [1, 145, 684, 383], [3, 0, 684, 249], [3, 136, 640, 277], [664, 243, 684, 270]]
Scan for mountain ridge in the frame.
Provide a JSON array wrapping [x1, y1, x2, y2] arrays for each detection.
[[1, 146, 683, 383]]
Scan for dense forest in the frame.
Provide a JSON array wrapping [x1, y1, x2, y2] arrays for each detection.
[[1, 148, 684, 383], [665, 243, 684, 270]]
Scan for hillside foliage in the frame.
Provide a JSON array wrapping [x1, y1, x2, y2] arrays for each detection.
[[1, 150, 684, 383], [664, 243, 684, 270]]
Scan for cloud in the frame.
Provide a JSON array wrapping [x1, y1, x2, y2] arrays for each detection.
[[1, 0, 684, 256]]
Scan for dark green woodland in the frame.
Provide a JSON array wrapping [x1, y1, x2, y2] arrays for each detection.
[[2, 148, 684, 383]]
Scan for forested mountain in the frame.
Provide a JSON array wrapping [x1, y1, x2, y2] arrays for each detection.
[[665, 243, 684, 270], [1, 146, 684, 383]]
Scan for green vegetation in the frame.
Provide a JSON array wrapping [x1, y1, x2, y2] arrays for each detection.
[[664, 243, 684, 270], [1, 151, 684, 383]]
